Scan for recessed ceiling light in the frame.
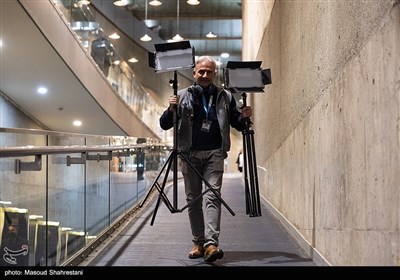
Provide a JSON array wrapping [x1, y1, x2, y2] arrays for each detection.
[[187, 0, 200, 5], [109, 33, 120, 39], [113, 0, 129, 6], [149, 0, 162, 6], [37, 87, 48, 94], [73, 120, 82, 126]]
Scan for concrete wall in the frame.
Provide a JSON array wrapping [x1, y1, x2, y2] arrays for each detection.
[[243, 0, 399, 266]]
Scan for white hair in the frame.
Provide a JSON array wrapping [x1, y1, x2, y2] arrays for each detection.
[[195, 56, 216, 68]]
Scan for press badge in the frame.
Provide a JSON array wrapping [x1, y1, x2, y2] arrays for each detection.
[[201, 120, 211, 132]]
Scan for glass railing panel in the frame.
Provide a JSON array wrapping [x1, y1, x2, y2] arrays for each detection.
[[140, 143, 174, 200], [1, 128, 169, 266], [84, 136, 110, 238], [45, 134, 86, 266], [109, 136, 139, 221], [0, 132, 47, 266], [110, 154, 137, 221]]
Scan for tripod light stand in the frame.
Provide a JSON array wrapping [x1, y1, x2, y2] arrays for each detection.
[[224, 61, 272, 217], [241, 92, 261, 217], [139, 41, 235, 225]]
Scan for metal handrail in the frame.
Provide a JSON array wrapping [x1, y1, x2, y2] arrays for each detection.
[[0, 144, 157, 158]]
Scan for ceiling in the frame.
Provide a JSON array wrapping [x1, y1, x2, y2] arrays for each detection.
[[0, 0, 128, 136], [112, 0, 243, 63], [0, 0, 243, 137]]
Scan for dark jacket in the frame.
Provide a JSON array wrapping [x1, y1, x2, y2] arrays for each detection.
[[160, 84, 247, 158]]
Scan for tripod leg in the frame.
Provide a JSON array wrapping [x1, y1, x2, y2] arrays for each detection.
[[245, 129, 257, 216], [139, 149, 174, 208], [244, 129, 262, 217], [139, 149, 179, 226], [150, 182, 166, 226], [178, 152, 236, 216], [154, 155, 176, 212], [242, 130, 252, 215], [248, 130, 262, 216]]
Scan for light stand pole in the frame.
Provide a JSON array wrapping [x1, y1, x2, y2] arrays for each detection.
[[171, 70, 178, 210], [139, 71, 179, 225], [241, 92, 261, 217]]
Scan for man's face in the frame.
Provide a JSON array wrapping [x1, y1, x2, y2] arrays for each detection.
[[193, 60, 216, 87]]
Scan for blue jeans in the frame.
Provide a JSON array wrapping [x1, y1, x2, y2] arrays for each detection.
[[181, 149, 225, 248]]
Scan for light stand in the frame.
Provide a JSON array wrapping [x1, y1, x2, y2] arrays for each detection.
[[241, 92, 261, 216], [139, 41, 235, 225], [224, 61, 272, 217]]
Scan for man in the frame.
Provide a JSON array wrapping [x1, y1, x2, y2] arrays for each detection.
[[159, 56, 252, 263]]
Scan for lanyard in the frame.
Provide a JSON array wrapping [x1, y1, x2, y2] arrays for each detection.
[[202, 94, 213, 119]]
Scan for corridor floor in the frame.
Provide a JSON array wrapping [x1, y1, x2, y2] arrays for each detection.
[[82, 173, 315, 267]]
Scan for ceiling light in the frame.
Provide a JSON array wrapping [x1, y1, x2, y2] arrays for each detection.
[[109, 33, 120, 39], [78, 0, 91, 5], [140, 34, 152, 41], [221, 52, 230, 58], [128, 57, 139, 63], [149, 0, 162, 6], [140, 0, 152, 42], [187, 0, 200, 5], [206, 31, 217, 38], [37, 87, 48, 95], [172, 34, 184, 41], [171, 0, 183, 41], [113, 0, 129, 6], [73, 120, 82, 127]]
